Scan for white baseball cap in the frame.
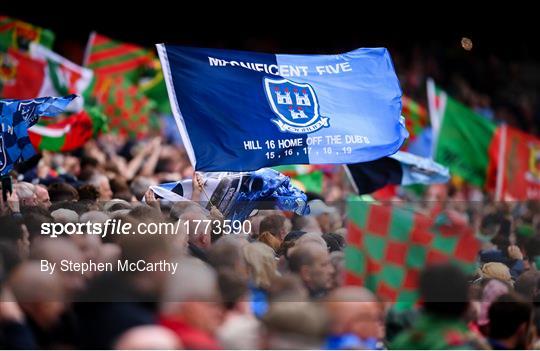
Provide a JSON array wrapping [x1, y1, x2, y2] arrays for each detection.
[[307, 199, 336, 216]]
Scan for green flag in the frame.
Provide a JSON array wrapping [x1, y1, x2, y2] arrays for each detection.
[[84, 32, 170, 114], [0, 16, 54, 52], [294, 171, 323, 193], [428, 79, 497, 187]]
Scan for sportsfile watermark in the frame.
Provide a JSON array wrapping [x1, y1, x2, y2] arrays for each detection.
[[40, 219, 251, 238], [3, 200, 536, 304]]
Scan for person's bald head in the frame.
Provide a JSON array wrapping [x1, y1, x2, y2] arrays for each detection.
[[35, 185, 51, 209], [161, 257, 223, 335], [262, 301, 329, 349], [114, 326, 182, 350], [179, 210, 209, 224], [30, 238, 85, 295], [288, 241, 328, 273], [9, 261, 64, 301], [31, 237, 83, 265], [326, 286, 377, 302], [50, 208, 79, 224], [325, 287, 384, 340], [161, 257, 219, 306], [293, 232, 327, 252], [14, 182, 37, 206], [288, 241, 334, 295], [9, 262, 66, 329], [180, 211, 212, 248], [208, 236, 249, 279]]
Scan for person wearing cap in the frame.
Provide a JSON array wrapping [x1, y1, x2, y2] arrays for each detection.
[[479, 262, 514, 286]]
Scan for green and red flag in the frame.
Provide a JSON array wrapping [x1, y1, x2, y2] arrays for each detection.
[[428, 79, 497, 188], [274, 164, 324, 193], [0, 15, 55, 52], [0, 48, 44, 98], [84, 32, 170, 113], [293, 171, 324, 193], [28, 106, 107, 152], [487, 125, 540, 200], [401, 95, 429, 149], [0, 44, 93, 111], [274, 164, 316, 177], [428, 79, 540, 200], [95, 75, 156, 139], [345, 196, 479, 310], [84, 32, 153, 83]]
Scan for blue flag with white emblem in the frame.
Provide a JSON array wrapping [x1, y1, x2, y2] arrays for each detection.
[[157, 45, 408, 171], [0, 95, 76, 175]]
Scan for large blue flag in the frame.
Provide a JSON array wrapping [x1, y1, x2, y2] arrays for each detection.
[[0, 95, 76, 175], [157, 45, 408, 171]]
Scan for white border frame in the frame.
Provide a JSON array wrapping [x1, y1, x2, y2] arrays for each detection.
[[156, 44, 197, 168]]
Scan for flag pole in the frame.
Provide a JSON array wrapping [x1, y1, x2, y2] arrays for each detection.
[[495, 124, 508, 201], [426, 78, 445, 159], [82, 31, 96, 67], [342, 165, 359, 194]]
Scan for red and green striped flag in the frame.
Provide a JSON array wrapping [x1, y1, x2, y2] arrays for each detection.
[[84, 32, 153, 84], [428, 79, 498, 188], [97, 75, 156, 139], [84, 32, 170, 113], [0, 16, 54, 52], [28, 106, 107, 152], [345, 196, 479, 310], [401, 95, 429, 149]]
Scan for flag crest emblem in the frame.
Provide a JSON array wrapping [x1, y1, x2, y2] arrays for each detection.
[[264, 77, 329, 134], [527, 143, 540, 183], [18, 100, 38, 124]]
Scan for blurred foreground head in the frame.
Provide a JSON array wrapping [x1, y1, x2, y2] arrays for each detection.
[[325, 286, 385, 341], [243, 242, 278, 290], [30, 238, 85, 296], [488, 293, 533, 349], [9, 262, 66, 329], [114, 325, 182, 350], [261, 301, 329, 349], [161, 257, 223, 335], [420, 263, 469, 318]]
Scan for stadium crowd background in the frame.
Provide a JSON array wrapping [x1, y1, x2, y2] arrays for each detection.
[[1, 10, 540, 350]]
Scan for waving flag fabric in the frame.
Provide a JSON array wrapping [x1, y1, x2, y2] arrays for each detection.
[[345, 151, 449, 195], [0, 95, 76, 175], [157, 45, 408, 171], [345, 197, 479, 310], [0, 44, 93, 112], [84, 32, 170, 114], [28, 106, 107, 152], [428, 79, 497, 188], [0, 16, 54, 52], [150, 168, 309, 221]]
